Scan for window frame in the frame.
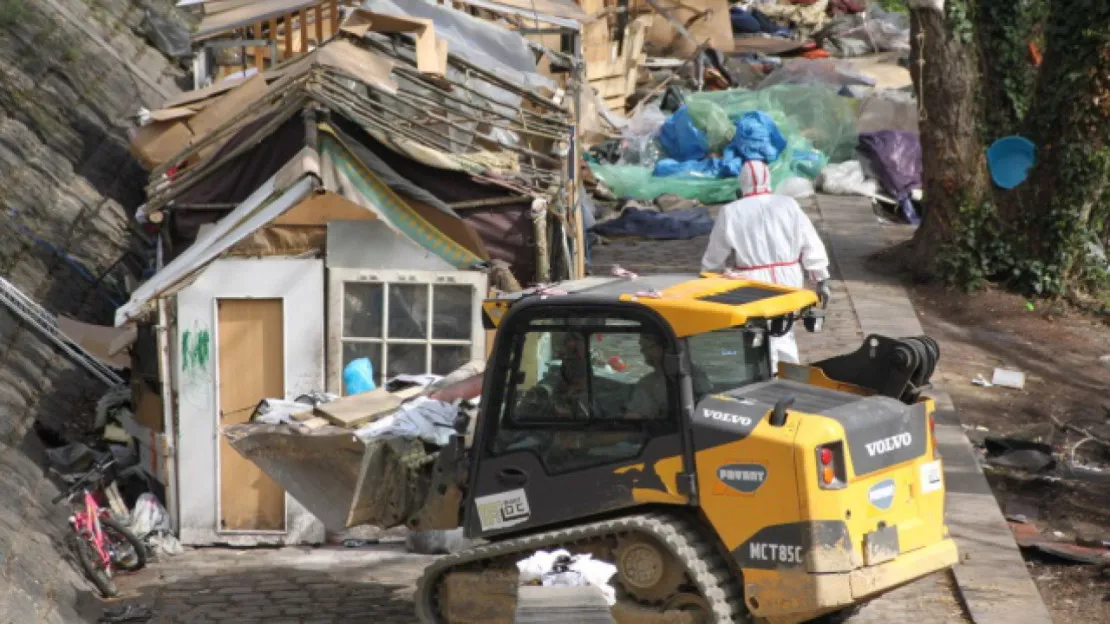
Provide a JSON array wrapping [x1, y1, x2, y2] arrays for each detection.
[[481, 305, 681, 467], [327, 268, 488, 393]]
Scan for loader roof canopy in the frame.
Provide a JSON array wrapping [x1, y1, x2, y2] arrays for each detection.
[[482, 273, 820, 338]]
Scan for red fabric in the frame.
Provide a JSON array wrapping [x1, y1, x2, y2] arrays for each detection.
[[829, 0, 867, 12], [802, 49, 831, 59], [733, 254, 804, 272]]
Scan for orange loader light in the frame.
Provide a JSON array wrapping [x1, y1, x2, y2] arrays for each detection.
[[822, 466, 835, 485]]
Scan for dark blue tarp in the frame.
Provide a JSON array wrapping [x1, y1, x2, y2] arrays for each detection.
[[592, 207, 715, 240]]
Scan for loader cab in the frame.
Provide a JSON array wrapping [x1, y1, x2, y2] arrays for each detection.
[[465, 298, 773, 540]]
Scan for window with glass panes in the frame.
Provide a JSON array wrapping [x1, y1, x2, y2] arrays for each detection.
[[327, 270, 487, 395]]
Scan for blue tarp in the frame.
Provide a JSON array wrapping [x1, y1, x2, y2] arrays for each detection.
[[592, 207, 715, 240], [725, 111, 787, 163], [657, 107, 709, 161]]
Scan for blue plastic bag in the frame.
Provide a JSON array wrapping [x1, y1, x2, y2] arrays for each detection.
[[725, 111, 788, 163], [343, 357, 377, 395], [658, 106, 709, 161]]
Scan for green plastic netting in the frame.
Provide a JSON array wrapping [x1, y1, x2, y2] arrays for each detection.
[[590, 85, 860, 203]]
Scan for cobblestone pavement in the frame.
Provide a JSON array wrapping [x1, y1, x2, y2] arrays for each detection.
[[110, 543, 434, 623], [98, 197, 969, 623]]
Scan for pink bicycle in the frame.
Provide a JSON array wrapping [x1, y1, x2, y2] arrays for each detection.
[[52, 458, 147, 597]]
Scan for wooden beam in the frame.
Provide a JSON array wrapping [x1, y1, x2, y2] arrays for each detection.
[[300, 8, 309, 53], [315, 4, 323, 45], [284, 14, 294, 59], [254, 21, 265, 72], [329, 0, 339, 32]]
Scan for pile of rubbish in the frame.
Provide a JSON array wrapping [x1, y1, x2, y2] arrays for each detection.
[[40, 386, 182, 558], [971, 413, 1110, 565], [580, 2, 926, 236], [222, 360, 485, 533]]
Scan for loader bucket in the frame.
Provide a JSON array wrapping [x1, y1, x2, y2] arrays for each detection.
[[223, 424, 430, 531]]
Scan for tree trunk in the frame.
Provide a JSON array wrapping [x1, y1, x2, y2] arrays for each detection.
[[906, 0, 1110, 295], [907, 3, 990, 277]]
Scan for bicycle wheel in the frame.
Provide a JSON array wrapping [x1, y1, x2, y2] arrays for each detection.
[[101, 517, 147, 572], [69, 532, 118, 597]]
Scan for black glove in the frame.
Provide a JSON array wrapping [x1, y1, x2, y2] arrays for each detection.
[[816, 280, 831, 309]]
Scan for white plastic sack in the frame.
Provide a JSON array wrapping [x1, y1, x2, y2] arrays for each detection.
[[515, 549, 618, 606], [778, 176, 816, 199], [517, 548, 570, 583], [129, 493, 172, 537], [818, 161, 880, 197], [353, 396, 458, 446]]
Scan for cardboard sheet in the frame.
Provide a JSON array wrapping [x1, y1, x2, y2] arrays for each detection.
[[57, 316, 136, 369], [340, 8, 447, 76]]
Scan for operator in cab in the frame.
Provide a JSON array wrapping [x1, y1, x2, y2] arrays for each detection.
[[701, 160, 831, 369]]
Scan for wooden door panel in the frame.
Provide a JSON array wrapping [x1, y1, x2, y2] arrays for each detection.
[[217, 298, 286, 531]]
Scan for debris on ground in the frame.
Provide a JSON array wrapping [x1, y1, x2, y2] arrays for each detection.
[[98, 602, 155, 623], [1009, 520, 1110, 565], [991, 368, 1027, 389], [516, 549, 619, 606]]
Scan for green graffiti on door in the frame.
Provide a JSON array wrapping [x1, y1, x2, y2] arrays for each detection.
[[181, 328, 211, 372]]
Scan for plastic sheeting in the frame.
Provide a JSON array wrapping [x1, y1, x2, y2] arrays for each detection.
[[658, 106, 709, 161], [759, 60, 877, 90], [857, 131, 922, 223], [361, 0, 553, 150], [592, 207, 715, 239], [590, 86, 858, 203], [817, 8, 911, 58], [688, 86, 859, 162], [726, 111, 787, 163]]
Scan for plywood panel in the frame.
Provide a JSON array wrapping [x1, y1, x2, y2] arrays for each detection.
[[218, 298, 287, 531], [272, 192, 377, 225]]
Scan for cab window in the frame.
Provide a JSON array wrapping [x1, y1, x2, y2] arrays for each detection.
[[489, 316, 677, 474], [685, 328, 770, 394]]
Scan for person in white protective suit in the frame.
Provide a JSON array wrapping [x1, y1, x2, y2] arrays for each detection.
[[701, 160, 831, 370]]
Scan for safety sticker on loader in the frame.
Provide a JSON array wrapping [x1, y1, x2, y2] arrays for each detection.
[[474, 488, 532, 531]]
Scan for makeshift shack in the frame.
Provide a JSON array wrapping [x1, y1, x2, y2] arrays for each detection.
[[115, 8, 580, 545]]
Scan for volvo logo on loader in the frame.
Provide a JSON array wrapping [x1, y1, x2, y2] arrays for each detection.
[[702, 409, 753, 427], [865, 432, 913, 457]]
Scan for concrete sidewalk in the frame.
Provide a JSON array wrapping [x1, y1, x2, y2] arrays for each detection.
[[812, 195, 1053, 624]]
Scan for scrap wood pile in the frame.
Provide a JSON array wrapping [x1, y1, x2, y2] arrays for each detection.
[[222, 360, 484, 532], [577, 0, 928, 240], [131, 1, 588, 289]]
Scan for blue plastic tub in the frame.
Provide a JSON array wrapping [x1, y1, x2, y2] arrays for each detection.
[[987, 136, 1036, 189]]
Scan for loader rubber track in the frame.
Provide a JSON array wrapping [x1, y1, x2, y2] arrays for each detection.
[[414, 511, 748, 623]]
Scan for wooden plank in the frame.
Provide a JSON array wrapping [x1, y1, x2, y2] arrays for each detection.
[[624, 17, 650, 97], [585, 58, 628, 81], [593, 74, 634, 98], [315, 4, 323, 45], [329, 0, 339, 32], [217, 298, 286, 532], [314, 388, 402, 428], [314, 384, 426, 428], [284, 13, 294, 58], [254, 22, 266, 72], [300, 8, 310, 52], [296, 416, 331, 431]]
